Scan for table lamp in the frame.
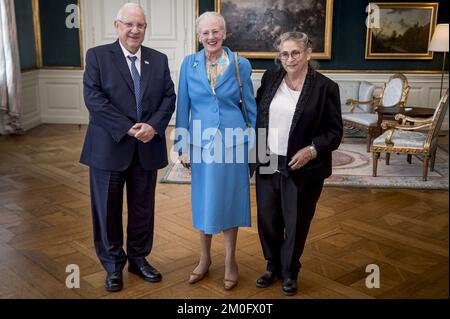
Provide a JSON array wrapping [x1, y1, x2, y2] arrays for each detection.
[[429, 23, 449, 98]]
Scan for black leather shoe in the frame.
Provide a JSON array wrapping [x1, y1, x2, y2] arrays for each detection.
[[105, 272, 123, 292], [282, 278, 298, 296], [256, 271, 279, 288], [128, 261, 162, 283]]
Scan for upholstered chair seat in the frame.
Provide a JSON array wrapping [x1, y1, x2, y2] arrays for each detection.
[[372, 130, 427, 149], [342, 113, 378, 127]]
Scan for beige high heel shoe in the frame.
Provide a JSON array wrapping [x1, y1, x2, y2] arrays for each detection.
[[223, 263, 238, 290], [188, 270, 208, 284], [223, 278, 238, 290], [188, 262, 211, 284]]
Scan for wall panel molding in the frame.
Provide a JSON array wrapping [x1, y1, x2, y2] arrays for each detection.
[[38, 70, 87, 125], [21, 70, 41, 130], [142, 0, 177, 40], [20, 70, 449, 130]]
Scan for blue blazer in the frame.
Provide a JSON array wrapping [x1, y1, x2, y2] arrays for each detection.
[[80, 40, 176, 171], [175, 47, 256, 153]]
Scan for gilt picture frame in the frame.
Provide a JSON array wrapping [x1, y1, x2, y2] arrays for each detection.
[[365, 2, 438, 60], [212, 0, 333, 59]]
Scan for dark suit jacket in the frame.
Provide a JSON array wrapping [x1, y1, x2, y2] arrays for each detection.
[[80, 40, 176, 171], [253, 66, 343, 189]]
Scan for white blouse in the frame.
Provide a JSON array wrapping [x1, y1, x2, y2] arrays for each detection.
[[268, 79, 301, 156]]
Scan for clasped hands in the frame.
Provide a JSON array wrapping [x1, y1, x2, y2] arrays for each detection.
[[128, 123, 156, 143]]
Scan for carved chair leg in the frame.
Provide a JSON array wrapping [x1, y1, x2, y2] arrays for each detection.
[[430, 148, 437, 171], [366, 130, 372, 153], [423, 155, 430, 181], [407, 154, 412, 164], [373, 152, 380, 177], [386, 153, 390, 165]]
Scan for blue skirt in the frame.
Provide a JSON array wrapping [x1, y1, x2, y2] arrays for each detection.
[[190, 143, 251, 234]]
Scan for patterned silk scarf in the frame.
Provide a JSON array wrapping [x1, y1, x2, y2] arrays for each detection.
[[206, 50, 230, 89]]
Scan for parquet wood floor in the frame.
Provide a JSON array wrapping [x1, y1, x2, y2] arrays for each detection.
[[0, 125, 447, 299]]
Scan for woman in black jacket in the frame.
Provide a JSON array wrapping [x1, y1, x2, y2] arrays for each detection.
[[253, 32, 343, 296]]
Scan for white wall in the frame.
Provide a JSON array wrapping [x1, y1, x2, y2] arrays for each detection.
[[20, 0, 449, 131]]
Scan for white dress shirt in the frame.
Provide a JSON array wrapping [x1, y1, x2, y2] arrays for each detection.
[[119, 41, 142, 76]]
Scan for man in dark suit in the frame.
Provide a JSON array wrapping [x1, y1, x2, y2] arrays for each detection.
[[80, 3, 176, 292]]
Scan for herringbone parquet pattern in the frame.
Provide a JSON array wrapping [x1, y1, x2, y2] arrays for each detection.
[[0, 125, 448, 299]]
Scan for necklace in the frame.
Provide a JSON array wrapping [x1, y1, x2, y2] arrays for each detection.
[[285, 75, 304, 92], [284, 79, 301, 105]]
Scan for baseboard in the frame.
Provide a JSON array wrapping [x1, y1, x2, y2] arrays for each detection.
[[41, 115, 88, 125], [21, 114, 41, 131]]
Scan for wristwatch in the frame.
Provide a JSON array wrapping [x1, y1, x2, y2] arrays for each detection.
[[308, 145, 317, 159]]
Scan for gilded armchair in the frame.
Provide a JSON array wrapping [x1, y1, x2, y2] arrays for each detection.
[[342, 74, 410, 152], [371, 90, 449, 181]]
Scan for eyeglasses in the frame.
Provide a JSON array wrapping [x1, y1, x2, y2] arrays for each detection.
[[200, 30, 222, 38], [117, 19, 147, 30], [279, 50, 303, 61]]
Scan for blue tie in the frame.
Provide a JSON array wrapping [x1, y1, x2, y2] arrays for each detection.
[[128, 55, 142, 121]]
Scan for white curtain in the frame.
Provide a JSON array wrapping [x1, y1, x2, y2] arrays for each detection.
[[0, 0, 22, 134]]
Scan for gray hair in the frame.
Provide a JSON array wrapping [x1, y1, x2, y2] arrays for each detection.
[[274, 32, 313, 52], [196, 11, 226, 34], [116, 3, 146, 22], [274, 31, 318, 69]]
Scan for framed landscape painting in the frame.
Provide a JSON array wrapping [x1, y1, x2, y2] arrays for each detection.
[[365, 2, 438, 59], [214, 0, 333, 59]]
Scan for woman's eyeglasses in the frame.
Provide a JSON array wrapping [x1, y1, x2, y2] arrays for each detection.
[[200, 30, 222, 38], [279, 50, 303, 61]]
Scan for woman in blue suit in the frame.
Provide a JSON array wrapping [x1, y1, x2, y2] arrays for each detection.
[[175, 11, 256, 291]]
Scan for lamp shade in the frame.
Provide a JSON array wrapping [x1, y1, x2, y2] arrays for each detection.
[[429, 24, 449, 52]]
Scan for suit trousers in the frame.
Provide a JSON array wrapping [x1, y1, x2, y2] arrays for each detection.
[[256, 163, 324, 280], [89, 149, 157, 273]]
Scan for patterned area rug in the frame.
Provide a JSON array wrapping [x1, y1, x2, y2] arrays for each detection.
[[160, 140, 448, 190]]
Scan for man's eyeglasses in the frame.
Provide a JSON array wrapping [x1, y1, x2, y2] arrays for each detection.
[[279, 50, 303, 61], [117, 19, 147, 30]]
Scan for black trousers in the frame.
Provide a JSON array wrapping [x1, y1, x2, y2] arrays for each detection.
[[89, 150, 157, 273], [256, 162, 324, 280]]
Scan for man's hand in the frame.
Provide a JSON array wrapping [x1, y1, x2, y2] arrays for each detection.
[[130, 123, 157, 143], [288, 147, 313, 170], [127, 126, 140, 137]]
